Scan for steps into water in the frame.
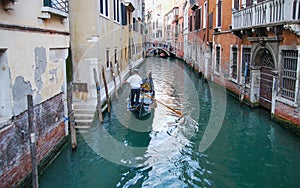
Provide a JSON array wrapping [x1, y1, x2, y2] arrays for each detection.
[[73, 99, 96, 133], [73, 99, 108, 133]]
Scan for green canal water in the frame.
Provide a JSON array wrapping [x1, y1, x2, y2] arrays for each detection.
[[39, 57, 300, 187]]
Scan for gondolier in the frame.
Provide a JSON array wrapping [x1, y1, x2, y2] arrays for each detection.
[[125, 69, 142, 107]]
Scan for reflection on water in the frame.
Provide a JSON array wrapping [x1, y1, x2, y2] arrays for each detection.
[[39, 57, 300, 188]]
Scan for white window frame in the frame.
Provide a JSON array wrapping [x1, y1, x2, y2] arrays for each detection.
[[113, 0, 121, 23], [230, 45, 239, 83], [99, 0, 109, 18], [203, 1, 207, 29], [216, 0, 222, 28], [214, 44, 221, 75]]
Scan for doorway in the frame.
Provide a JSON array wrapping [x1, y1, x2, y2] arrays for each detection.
[[257, 49, 274, 110]]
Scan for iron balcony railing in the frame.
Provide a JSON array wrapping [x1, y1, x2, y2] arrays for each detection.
[[44, 0, 69, 13], [232, 0, 300, 30]]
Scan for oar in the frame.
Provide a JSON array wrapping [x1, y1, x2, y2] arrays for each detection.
[[143, 93, 184, 118]]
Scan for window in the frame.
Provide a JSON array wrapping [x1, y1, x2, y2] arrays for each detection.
[[189, 15, 193, 31], [199, 7, 202, 30], [140, 24, 143, 34], [281, 50, 298, 101], [292, 0, 300, 20], [231, 46, 238, 81], [194, 9, 198, 30], [233, 0, 239, 11], [114, 0, 120, 22], [246, 0, 252, 7], [100, 0, 109, 17], [208, 13, 213, 29], [215, 46, 221, 73], [133, 17, 137, 31], [106, 49, 110, 68], [114, 48, 118, 64], [44, 0, 69, 13], [217, 0, 222, 28], [242, 47, 251, 85], [195, 8, 202, 30]]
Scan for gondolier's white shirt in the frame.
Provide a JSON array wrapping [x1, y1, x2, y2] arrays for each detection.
[[126, 74, 142, 89]]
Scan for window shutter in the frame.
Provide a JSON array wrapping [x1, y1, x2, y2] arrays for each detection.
[[121, 3, 127, 26], [209, 13, 213, 29]]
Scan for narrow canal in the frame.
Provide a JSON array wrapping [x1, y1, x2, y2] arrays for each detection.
[[39, 57, 300, 187]]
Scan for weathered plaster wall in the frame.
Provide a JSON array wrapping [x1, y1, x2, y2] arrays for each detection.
[[0, 51, 12, 118], [0, 30, 68, 117]]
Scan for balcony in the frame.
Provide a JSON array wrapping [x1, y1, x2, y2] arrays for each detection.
[[40, 0, 69, 20], [232, 0, 300, 35]]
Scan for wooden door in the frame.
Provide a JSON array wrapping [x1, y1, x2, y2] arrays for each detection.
[[259, 67, 273, 110]]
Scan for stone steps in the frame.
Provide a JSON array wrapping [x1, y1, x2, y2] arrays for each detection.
[[73, 99, 108, 133], [73, 100, 96, 132]]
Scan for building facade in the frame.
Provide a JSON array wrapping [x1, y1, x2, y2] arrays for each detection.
[[231, 0, 300, 128], [69, 0, 144, 102], [69, 0, 123, 101], [187, 0, 212, 79], [172, 0, 185, 58], [152, 0, 300, 131], [0, 0, 69, 186]]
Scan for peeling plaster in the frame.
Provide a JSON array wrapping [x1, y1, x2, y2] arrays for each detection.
[[49, 68, 58, 83], [34, 47, 47, 90], [12, 76, 33, 102], [12, 76, 33, 115]]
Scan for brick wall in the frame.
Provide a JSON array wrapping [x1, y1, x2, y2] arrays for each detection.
[[275, 101, 300, 128], [0, 93, 66, 187]]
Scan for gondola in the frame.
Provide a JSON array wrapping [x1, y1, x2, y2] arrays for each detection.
[[127, 73, 155, 120]]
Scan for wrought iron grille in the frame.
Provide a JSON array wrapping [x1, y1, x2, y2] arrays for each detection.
[[281, 50, 298, 101], [44, 0, 69, 13]]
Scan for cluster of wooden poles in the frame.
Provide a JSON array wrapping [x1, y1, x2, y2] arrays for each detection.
[[69, 62, 123, 152]]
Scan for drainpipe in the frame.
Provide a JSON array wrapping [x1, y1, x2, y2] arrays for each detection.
[[63, 50, 69, 136]]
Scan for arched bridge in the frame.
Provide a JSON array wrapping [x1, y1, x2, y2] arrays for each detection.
[[146, 47, 171, 57]]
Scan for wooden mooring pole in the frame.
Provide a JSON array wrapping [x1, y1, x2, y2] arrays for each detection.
[[116, 60, 122, 89], [67, 82, 77, 150], [93, 68, 103, 123], [110, 61, 118, 99], [27, 95, 38, 188], [102, 67, 111, 114]]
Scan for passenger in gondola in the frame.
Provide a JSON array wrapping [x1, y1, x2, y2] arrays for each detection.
[[124, 69, 142, 107], [141, 71, 155, 98]]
